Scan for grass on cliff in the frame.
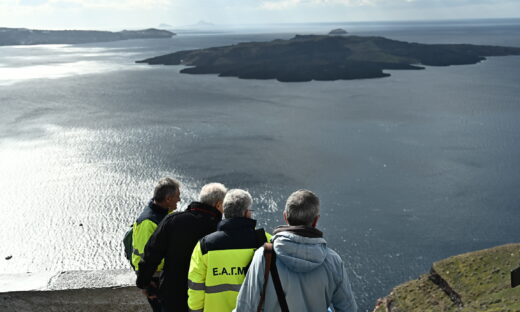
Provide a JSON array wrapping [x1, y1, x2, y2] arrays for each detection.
[[434, 243, 520, 312], [373, 243, 520, 312]]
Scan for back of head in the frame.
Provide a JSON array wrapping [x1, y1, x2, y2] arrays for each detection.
[[284, 189, 320, 226], [223, 189, 252, 219], [153, 177, 181, 202], [199, 182, 228, 207]]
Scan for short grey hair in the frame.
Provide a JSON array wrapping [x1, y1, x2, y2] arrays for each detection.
[[153, 177, 181, 202], [199, 182, 228, 207], [284, 189, 320, 226], [223, 189, 252, 219]]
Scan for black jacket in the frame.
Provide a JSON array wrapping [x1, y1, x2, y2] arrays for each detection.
[[201, 217, 267, 254], [136, 201, 222, 311]]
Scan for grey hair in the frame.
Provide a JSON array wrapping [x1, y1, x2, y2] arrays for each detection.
[[153, 177, 181, 202], [223, 189, 252, 219], [199, 182, 228, 207], [284, 189, 320, 226]]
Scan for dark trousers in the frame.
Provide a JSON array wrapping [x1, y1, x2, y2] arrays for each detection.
[[147, 297, 162, 312], [146, 276, 162, 312]]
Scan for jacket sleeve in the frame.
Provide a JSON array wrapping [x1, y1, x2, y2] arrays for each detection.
[[331, 263, 358, 312], [135, 217, 170, 289], [131, 219, 157, 271], [233, 247, 265, 312], [188, 242, 207, 311]]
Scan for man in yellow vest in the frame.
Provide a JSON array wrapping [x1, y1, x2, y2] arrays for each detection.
[[137, 182, 227, 312], [188, 189, 271, 312], [132, 177, 180, 312]]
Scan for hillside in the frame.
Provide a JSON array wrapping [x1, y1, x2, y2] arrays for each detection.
[[0, 28, 175, 46], [373, 243, 520, 312]]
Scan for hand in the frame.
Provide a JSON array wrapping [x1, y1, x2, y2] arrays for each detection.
[[141, 281, 158, 299]]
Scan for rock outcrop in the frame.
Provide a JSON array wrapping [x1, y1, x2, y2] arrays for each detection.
[[329, 28, 348, 35], [372, 243, 520, 312]]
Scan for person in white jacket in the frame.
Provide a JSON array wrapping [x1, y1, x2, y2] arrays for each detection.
[[234, 189, 357, 312]]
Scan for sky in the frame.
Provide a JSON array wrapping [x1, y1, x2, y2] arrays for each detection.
[[1, 0, 520, 30]]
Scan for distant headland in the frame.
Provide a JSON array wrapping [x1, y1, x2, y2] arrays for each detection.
[[136, 35, 520, 82], [0, 28, 175, 46]]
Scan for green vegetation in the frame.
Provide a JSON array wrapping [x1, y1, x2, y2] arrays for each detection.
[[373, 243, 520, 312], [137, 35, 520, 82]]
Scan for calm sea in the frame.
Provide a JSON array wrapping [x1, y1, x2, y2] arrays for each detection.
[[1, 19, 519, 311]]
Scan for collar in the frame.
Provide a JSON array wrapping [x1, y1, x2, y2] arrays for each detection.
[[187, 201, 223, 220], [273, 225, 323, 238], [218, 217, 257, 231], [148, 200, 169, 216]]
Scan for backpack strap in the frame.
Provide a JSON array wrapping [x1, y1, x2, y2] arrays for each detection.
[[270, 250, 290, 312], [255, 228, 268, 247], [257, 243, 273, 312], [256, 243, 290, 312]]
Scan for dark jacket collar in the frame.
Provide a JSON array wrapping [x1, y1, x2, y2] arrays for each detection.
[[218, 217, 257, 231], [187, 201, 223, 220], [273, 225, 323, 238], [148, 200, 169, 217]]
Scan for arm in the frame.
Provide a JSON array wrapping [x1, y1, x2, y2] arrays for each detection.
[[136, 216, 171, 289], [187, 242, 207, 311], [131, 219, 157, 271], [331, 264, 358, 312], [233, 248, 265, 312]]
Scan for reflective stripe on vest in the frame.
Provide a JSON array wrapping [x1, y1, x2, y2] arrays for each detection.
[[188, 279, 242, 293]]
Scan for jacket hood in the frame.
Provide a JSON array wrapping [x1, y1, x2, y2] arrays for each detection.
[[272, 230, 328, 273]]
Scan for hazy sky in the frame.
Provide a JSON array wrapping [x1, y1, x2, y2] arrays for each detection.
[[1, 0, 520, 30]]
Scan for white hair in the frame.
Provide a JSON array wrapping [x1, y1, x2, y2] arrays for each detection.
[[284, 189, 320, 226], [199, 182, 227, 207], [223, 189, 252, 219]]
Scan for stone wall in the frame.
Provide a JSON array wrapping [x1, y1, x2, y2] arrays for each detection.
[[0, 270, 149, 312]]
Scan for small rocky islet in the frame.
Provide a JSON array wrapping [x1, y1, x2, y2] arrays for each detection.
[[137, 34, 520, 82]]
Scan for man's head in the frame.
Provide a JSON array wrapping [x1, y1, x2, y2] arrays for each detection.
[[153, 177, 181, 213], [222, 189, 253, 219], [284, 189, 320, 227], [199, 182, 228, 212]]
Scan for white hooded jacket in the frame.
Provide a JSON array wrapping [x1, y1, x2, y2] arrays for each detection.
[[234, 226, 357, 312]]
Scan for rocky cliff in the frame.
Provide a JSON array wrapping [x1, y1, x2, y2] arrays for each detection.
[[373, 243, 520, 312]]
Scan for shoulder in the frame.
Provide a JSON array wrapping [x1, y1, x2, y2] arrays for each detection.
[[136, 206, 153, 224], [324, 247, 345, 269]]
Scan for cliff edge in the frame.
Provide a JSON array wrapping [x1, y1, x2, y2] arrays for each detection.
[[373, 243, 520, 312]]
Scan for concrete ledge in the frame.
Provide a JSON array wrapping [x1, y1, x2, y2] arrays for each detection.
[[0, 270, 150, 312]]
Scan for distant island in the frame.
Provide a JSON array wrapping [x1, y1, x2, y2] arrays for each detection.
[[0, 27, 175, 46], [136, 35, 520, 82], [329, 28, 348, 35]]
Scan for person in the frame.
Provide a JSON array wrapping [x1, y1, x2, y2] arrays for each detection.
[[136, 182, 228, 312], [132, 177, 181, 312], [234, 190, 357, 312], [188, 189, 271, 312]]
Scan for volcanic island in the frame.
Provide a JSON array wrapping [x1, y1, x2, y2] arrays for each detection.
[[137, 34, 520, 82]]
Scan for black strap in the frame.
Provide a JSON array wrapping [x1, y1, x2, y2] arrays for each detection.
[[255, 228, 268, 247], [270, 251, 290, 312], [257, 243, 273, 312]]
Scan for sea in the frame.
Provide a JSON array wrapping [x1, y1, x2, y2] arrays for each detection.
[[1, 19, 519, 311]]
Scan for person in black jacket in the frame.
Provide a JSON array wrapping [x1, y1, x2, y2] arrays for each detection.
[[136, 182, 227, 312]]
